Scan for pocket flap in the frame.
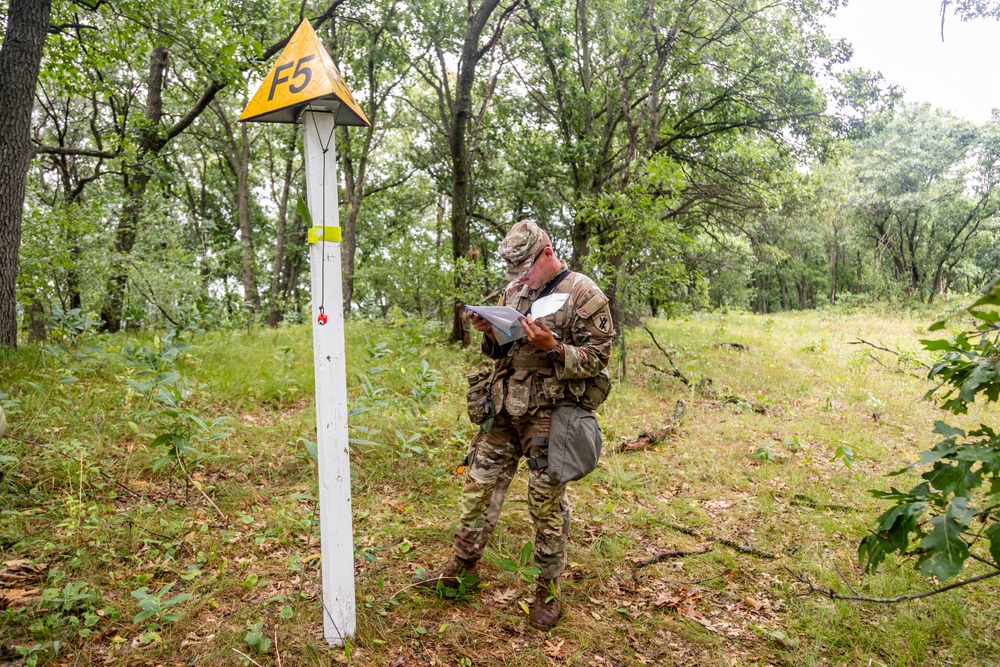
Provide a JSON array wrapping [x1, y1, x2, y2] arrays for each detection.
[[577, 292, 609, 319]]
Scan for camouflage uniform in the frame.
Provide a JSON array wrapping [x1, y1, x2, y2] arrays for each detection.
[[452, 222, 615, 580]]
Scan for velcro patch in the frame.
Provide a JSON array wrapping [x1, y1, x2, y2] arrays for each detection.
[[577, 291, 609, 319]]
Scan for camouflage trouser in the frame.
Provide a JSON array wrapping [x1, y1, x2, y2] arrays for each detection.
[[453, 410, 571, 580]]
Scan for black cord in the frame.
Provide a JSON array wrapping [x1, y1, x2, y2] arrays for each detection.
[[308, 111, 337, 321]]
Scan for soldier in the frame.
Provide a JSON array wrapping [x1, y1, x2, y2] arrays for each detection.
[[414, 220, 615, 630]]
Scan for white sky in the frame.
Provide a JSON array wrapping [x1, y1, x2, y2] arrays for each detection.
[[824, 0, 1000, 124]]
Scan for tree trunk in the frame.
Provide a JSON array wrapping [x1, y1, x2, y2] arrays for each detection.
[[237, 121, 259, 313], [828, 242, 838, 306], [448, 0, 503, 346], [0, 0, 53, 348], [103, 166, 153, 332], [102, 46, 168, 332], [268, 135, 296, 328], [25, 297, 46, 343], [339, 126, 366, 317]]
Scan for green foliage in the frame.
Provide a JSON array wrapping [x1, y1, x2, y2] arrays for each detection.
[[491, 541, 542, 583], [831, 443, 856, 469], [243, 621, 273, 656], [749, 443, 776, 462], [861, 280, 1000, 581], [122, 331, 232, 472], [130, 582, 192, 626]]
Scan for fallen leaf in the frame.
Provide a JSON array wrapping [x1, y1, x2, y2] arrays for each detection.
[[486, 587, 518, 605], [0, 587, 41, 606], [543, 638, 566, 659]]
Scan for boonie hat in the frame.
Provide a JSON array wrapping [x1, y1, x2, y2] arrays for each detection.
[[500, 220, 549, 282]]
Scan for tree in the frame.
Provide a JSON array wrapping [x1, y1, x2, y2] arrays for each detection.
[[0, 0, 53, 347], [330, 0, 413, 315], [851, 104, 999, 302], [940, 0, 1000, 39], [412, 0, 521, 346], [22, 1, 350, 332]]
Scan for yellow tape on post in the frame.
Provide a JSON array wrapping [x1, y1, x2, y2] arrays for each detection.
[[308, 226, 342, 244]]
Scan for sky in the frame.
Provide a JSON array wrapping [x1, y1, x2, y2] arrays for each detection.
[[824, 0, 1000, 124]]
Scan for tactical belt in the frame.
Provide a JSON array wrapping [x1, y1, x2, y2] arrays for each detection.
[[509, 356, 554, 369]]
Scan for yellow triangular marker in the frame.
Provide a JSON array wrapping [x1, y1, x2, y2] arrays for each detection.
[[239, 19, 371, 126]]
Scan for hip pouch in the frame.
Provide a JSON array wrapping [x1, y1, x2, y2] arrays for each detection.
[[547, 405, 603, 483], [579, 369, 612, 410], [505, 368, 533, 417], [466, 370, 493, 426]]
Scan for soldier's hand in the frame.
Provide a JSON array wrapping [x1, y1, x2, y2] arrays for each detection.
[[520, 315, 558, 352], [468, 311, 495, 338]]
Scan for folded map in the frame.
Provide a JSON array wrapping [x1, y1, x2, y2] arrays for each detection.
[[466, 305, 526, 340], [467, 294, 567, 342]]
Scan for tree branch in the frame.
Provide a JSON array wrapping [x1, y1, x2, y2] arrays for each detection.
[[32, 143, 119, 159], [634, 547, 712, 568], [786, 566, 1000, 603]]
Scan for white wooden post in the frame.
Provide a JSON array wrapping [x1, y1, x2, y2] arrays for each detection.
[[303, 110, 355, 645]]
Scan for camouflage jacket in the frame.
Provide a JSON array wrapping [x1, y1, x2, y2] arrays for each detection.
[[481, 264, 615, 416]]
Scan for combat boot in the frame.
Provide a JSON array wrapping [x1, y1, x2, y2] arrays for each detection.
[[528, 578, 562, 630], [412, 556, 478, 589]]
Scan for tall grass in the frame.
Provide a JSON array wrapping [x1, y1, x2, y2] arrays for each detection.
[[0, 309, 997, 666]]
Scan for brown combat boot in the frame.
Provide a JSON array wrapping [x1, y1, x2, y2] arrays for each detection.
[[412, 557, 478, 589], [528, 578, 562, 630]]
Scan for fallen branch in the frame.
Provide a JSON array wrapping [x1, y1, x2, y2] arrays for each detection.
[[785, 566, 1000, 603], [634, 547, 712, 568], [867, 352, 890, 369], [177, 456, 227, 522], [616, 401, 685, 453], [712, 342, 749, 351], [849, 338, 931, 370], [643, 325, 690, 385], [719, 394, 769, 414], [616, 425, 676, 453], [790, 494, 861, 513], [232, 649, 264, 667], [653, 518, 778, 559]]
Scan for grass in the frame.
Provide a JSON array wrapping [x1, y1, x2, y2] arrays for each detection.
[[1, 308, 999, 666]]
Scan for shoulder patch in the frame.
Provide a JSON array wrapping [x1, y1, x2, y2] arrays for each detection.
[[594, 308, 612, 333]]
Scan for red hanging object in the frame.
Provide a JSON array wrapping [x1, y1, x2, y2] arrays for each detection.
[[317, 313, 328, 326]]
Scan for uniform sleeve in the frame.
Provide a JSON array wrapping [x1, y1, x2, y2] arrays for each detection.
[[556, 284, 616, 380]]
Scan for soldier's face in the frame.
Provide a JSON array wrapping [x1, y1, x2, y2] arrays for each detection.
[[519, 246, 553, 289]]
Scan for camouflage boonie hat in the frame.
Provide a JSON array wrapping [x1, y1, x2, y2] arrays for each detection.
[[500, 220, 549, 282]]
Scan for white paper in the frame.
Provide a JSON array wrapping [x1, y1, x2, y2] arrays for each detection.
[[530, 293, 568, 320], [466, 305, 527, 340]]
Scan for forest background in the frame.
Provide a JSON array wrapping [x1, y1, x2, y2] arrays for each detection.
[[3, 0, 1000, 665], [0, 0, 997, 348]]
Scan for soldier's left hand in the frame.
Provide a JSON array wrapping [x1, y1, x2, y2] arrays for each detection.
[[520, 315, 558, 352]]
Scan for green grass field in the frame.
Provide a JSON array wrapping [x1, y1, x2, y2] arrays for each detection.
[[1, 309, 998, 666]]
